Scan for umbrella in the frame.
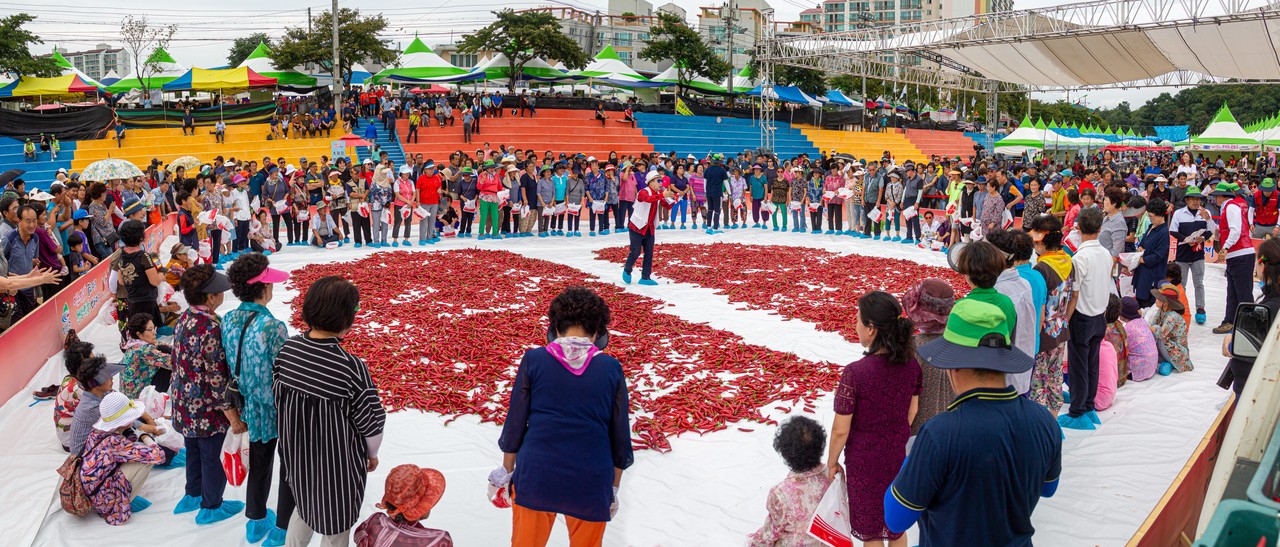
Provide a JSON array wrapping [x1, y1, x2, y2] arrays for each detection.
[[81, 159, 143, 182], [32, 103, 65, 111], [0, 168, 25, 185], [831, 153, 856, 162], [337, 133, 373, 147], [166, 156, 203, 172]]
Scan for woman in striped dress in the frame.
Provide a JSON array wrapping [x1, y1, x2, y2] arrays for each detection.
[[274, 276, 386, 547]]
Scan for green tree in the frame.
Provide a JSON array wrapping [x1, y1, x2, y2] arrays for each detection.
[[0, 14, 59, 77], [273, 8, 397, 85], [458, 9, 590, 94], [638, 12, 731, 96], [119, 15, 177, 94], [227, 33, 271, 67], [773, 65, 826, 96]]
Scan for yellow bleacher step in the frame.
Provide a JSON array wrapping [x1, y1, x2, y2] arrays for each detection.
[[72, 124, 344, 171]]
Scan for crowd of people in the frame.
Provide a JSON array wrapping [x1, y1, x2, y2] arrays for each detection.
[[4, 114, 1278, 546]]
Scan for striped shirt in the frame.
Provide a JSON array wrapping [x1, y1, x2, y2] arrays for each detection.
[[274, 333, 386, 535]]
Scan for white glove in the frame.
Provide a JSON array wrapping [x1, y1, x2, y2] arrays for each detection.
[[487, 467, 512, 487], [609, 486, 619, 519], [487, 467, 514, 509]]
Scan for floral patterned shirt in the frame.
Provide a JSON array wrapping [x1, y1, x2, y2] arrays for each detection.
[[747, 466, 832, 547], [119, 339, 172, 399], [1153, 309, 1193, 373], [54, 375, 81, 449], [80, 429, 166, 525], [222, 302, 290, 442], [172, 306, 232, 438]]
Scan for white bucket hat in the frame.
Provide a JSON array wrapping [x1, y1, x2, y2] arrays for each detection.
[[94, 392, 144, 432]]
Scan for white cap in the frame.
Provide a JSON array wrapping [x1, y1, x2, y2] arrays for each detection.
[[399, 165, 412, 174], [224, 161, 235, 167], [57, 167, 67, 174], [285, 164, 297, 175], [587, 156, 597, 162], [363, 158, 373, 165], [645, 171, 662, 183]]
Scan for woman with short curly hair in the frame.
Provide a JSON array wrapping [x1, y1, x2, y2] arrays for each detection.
[[494, 286, 634, 546]]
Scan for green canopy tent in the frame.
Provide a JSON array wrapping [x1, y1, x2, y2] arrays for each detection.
[[237, 42, 318, 91], [105, 47, 187, 94]]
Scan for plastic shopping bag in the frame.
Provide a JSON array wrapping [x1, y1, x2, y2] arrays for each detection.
[[274, 200, 289, 214], [789, 201, 802, 212], [591, 200, 606, 213], [867, 206, 884, 224], [733, 198, 744, 210], [807, 477, 853, 547], [463, 199, 478, 213], [837, 188, 853, 200], [553, 203, 567, 214], [400, 206, 412, 219], [138, 386, 169, 418], [823, 190, 836, 200], [762, 201, 776, 213], [220, 431, 251, 487], [380, 209, 390, 225], [1001, 208, 1014, 230], [541, 207, 553, 217], [415, 205, 429, 219], [808, 202, 821, 212], [297, 208, 310, 222], [568, 203, 582, 213], [153, 418, 185, 451], [357, 203, 370, 218], [901, 205, 918, 220], [197, 239, 213, 264]]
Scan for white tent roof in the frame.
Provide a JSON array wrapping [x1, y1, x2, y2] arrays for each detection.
[[1186, 104, 1261, 151], [652, 64, 723, 92], [574, 46, 647, 82], [994, 115, 1047, 153]]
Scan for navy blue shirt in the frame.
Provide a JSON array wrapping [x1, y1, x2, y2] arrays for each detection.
[[890, 386, 1062, 547], [498, 347, 634, 522], [704, 164, 728, 199]]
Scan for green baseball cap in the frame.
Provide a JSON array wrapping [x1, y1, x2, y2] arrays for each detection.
[[916, 298, 1034, 373]]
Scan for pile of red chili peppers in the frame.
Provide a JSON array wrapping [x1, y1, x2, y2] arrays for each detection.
[[286, 249, 842, 452], [594, 243, 969, 342]]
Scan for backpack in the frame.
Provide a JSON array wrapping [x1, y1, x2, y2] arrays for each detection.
[[57, 436, 115, 517]]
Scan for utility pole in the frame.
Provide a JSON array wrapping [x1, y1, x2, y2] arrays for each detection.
[[723, 0, 736, 94], [588, 10, 600, 57], [332, 0, 341, 114]]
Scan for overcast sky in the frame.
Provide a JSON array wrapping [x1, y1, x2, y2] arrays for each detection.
[[21, 0, 1169, 108]]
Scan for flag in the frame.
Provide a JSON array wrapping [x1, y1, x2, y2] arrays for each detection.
[[675, 97, 693, 116]]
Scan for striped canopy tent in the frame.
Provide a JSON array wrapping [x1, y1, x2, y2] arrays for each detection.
[[729, 66, 755, 93], [0, 74, 103, 99], [471, 53, 568, 82], [1247, 114, 1280, 151], [651, 62, 724, 93], [372, 37, 478, 83], [100, 70, 121, 86], [106, 47, 187, 93], [161, 67, 277, 92], [572, 46, 664, 88], [994, 114, 1047, 155], [1179, 103, 1262, 152], [349, 63, 373, 85], [236, 42, 318, 90], [552, 61, 569, 73]]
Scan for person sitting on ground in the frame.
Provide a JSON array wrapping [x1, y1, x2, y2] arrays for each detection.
[[748, 415, 831, 546], [354, 464, 452, 547], [55, 330, 91, 452], [310, 201, 341, 247], [1118, 296, 1159, 382], [1165, 263, 1191, 332], [119, 314, 174, 398], [1150, 283, 1193, 375], [79, 391, 168, 525]]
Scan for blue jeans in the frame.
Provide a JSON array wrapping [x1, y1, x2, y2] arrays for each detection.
[[185, 433, 228, 509], [792, 208, 806, 231], [672, 199, 688, 224]]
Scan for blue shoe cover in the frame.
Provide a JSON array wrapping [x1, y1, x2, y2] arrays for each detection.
[[263, 250, 272, 256], [262, 527, 287, 547], [174, 494, 202, 514], [1063, 390, 1071, 404], [130, 496, 152, 513], [622, 270, 633, 284], [402, 240, 412, 246], [1057, 414, 1095, 430], [1085, 410, 1101, 425], [158, 448, 186, 469], [196, 500, 245, 525], [246, 510, 277, 543], [1195, 312, 1207, 325], [1158, 361, 1174, 376], [638, 278, 659, 286], [391, 241, 400, 247]]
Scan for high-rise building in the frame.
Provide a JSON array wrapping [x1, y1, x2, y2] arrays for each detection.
[[46, 44, 131, 81], [813, 0, 1011, 65]]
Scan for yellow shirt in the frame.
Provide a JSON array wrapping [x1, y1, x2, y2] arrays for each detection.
[[409, 113, 421, 126]]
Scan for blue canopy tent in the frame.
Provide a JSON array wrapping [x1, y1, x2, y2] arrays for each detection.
[[745, 84, 822, 107], [824, 89, 856, 106]]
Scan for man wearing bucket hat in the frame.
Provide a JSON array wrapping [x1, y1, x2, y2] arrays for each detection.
[[1211, 181, 1255, 334], [1170, 185, 1214, 324], [354, 464, 451, 544], [884, 299, 1061, 546], [1252, 177, 1279, 240]]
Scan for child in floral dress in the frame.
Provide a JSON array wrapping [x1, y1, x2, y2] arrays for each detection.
[[748, 416, 831, 546], [1151, 283, 1193, 374]]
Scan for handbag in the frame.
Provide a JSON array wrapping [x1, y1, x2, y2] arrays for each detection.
[[57, 436, 115, 517], [224, 312, 260, 409]]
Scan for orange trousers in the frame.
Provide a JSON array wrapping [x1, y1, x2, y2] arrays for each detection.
[[511, 499, 607, 547]]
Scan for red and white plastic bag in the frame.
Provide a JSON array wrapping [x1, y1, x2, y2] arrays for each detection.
[[220, 431, 251, 487], [807, 476, 853, 547]]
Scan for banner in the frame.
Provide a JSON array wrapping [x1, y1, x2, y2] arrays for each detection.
[[675, 97, 694, 116], [0, 214, 176, 402]]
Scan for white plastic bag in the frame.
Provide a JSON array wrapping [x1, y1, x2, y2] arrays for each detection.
[[463, 199, 478, 213], [357, 203, 370, 218], [591, 200, 606, 213], [152, 418, 184, 451], [807, 476, 853, 547], [789, 201, 802, 212], [415, 205, 429, 218], [138, 386, 169, 418], [733, 198, 744, 210], [220, 431, 250, 487], [867, 206, 884, 223], [400, 206, 412, 219], [553, 203, 567, 214], [824, 190, 836, 200], [837, 188, 853, 200], [541, 207, 553, 217], [274, 200, 289, 214], [902, 205, 918, 220], [567, 202, 582, 213], [296, 208, 310, 222], [762, 202, 777, 213]]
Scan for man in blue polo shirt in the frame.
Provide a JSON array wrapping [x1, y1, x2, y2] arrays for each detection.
[[884, 298, 1062, 546]]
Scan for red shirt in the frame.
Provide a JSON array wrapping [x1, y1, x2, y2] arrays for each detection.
[[415, 173, 442, 205], [628, 187, 672, 236]]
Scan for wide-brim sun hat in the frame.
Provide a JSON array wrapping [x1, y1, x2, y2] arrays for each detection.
[[1184, 185, 1204, 199], [645, 171, 663, 183], [1210, 181, 1240, 197], [1151, 283, 1185, 312], [378, 465, 446, 522], [94, 391, 144, 431], [916, 298, 1034, 373]]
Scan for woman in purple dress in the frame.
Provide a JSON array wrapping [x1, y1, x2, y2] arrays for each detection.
[[826, 291, 921, 547]]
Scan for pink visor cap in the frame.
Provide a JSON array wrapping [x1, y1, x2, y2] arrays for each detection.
[[247, 266, 290, 285]]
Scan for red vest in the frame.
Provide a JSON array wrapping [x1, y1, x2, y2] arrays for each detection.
[[1219, 196, 1254, 256], [1254, 190, 1279, 226]]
